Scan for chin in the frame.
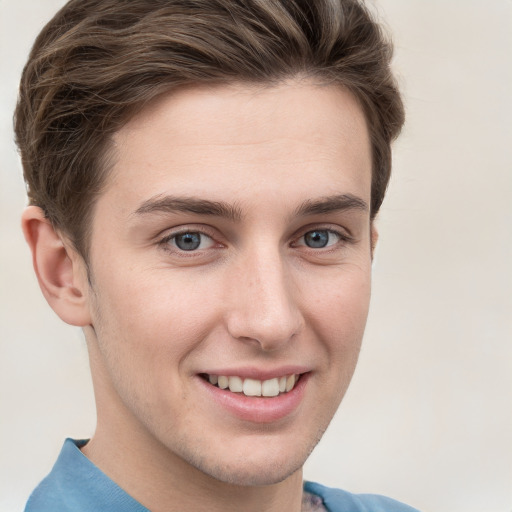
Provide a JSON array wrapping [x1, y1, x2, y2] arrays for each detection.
[[198, 456, 305, 487], [178, 429, 325, 488]]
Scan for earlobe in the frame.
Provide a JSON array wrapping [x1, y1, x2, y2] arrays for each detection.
[[21, 206, 92, 327]]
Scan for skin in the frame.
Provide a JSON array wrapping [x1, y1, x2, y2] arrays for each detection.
[[23, 80, 375, 512]]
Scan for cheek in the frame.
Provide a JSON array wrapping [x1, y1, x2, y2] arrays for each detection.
[[90, 267, 222, 361], [302, 263, 371, 389], [305, 263, 372, 338], [87, 270, 220, 417]]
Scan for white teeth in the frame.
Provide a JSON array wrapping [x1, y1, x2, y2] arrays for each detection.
[[218, 376, 229, 389], [285, 374, 295, 392], [243, 378, 262, 397], [208, 373, 300, 397], [228, 376, 243, 393], [262, 378, 280, 397]]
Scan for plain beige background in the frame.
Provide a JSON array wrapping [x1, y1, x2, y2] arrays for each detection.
[[1, 1, 511, 511]]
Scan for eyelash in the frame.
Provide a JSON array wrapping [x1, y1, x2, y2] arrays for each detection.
[[157, 226, 353, 255]]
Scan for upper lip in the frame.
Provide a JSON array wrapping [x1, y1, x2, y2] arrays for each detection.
[[199, 365, 311, 381]]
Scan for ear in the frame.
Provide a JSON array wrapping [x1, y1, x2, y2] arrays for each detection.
[[370, 222, 379, 259], [21, 206, 92, 327]]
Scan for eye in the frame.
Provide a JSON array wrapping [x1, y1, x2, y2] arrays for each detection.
[[298, 229, 341, 249], [167, 231, 215, 251]]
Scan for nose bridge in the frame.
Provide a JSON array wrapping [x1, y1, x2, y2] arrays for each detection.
[[226, 243, 303, 350]]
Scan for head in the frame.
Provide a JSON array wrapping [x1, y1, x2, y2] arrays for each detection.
[[16, 0, 404, 497]]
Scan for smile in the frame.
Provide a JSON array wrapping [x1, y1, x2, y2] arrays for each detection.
[[204, 374, 300, 397]]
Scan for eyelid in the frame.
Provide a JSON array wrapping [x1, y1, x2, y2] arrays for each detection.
[[157, 224, 217, 239]]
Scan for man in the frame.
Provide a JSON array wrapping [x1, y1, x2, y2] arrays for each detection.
[[15, 0, 417, 510]]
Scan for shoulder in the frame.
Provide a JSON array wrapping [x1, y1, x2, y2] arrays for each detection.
[[304, 481, 421, 512]]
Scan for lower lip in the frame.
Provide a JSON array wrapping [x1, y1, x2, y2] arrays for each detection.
[[197, 373, 309, 424]]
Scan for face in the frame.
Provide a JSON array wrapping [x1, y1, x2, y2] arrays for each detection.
[[83, 81, 373, 487]]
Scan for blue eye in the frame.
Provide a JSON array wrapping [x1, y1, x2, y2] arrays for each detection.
[[302, 230, 339, 248], [170, 232, 214, 251]]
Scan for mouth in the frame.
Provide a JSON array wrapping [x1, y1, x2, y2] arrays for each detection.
[[198, 370, 310, 423], [200, 373, 301, 397]]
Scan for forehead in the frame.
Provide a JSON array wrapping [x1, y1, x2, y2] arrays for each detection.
[[102, 80, 372, 216]]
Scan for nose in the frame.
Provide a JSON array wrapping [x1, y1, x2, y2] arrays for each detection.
[[225, 248, 304, 351]]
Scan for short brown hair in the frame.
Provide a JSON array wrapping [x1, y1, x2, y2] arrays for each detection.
[[14, 0, 404, 257]]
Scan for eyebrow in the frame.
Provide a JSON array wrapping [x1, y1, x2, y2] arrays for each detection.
[[133, 195, 243, 222], [133, 193, 368, 222], [294, 194, 369, 217]]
